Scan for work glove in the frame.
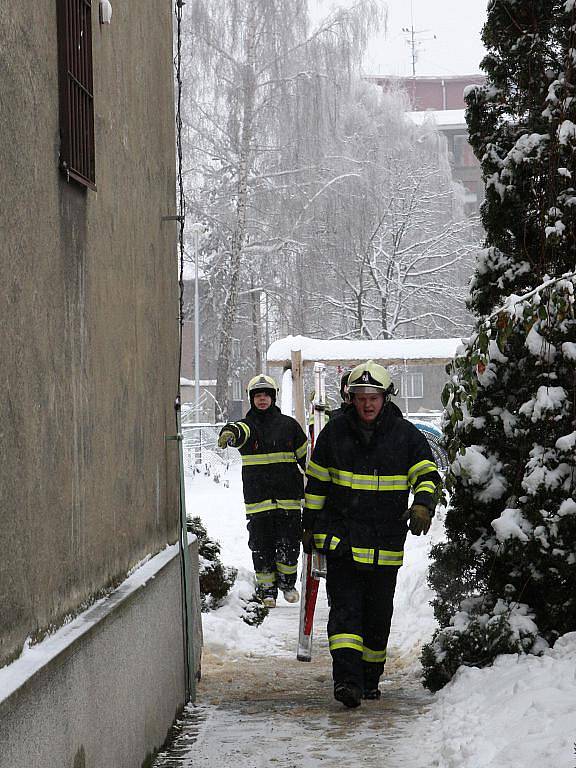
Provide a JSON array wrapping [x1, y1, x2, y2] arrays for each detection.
[[217, 423, 240, 449], [301, 529, 314, 554], [403, 504, 432, 536]]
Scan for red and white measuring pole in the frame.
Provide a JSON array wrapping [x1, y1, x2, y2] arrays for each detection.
[[297, 362, 328, 662]]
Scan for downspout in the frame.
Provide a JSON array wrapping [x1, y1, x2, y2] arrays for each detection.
[[172, 0, 196, 703], [403, 357, 410, 417]]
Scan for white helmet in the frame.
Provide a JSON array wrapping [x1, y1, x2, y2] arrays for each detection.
[[347, 360, 397, 399], [246, 374, 278, 402]]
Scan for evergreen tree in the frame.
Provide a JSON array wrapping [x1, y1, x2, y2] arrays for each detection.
[[187, 516, 238, 612], [187, 516, 269, 626], [423, 0, 576, 692]]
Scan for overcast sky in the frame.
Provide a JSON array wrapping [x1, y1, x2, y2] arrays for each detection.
[[314, 0, 488, 77]]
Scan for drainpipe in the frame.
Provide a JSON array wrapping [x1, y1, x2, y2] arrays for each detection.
[[404, 358, 410, 417], [169, 399, 197, 703], [441, 78, 447, 110]]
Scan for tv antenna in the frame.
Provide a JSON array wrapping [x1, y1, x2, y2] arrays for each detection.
[[401, 2, 436, 76]]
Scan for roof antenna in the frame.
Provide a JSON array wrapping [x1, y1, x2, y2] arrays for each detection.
[[402, 0, 436, 77]]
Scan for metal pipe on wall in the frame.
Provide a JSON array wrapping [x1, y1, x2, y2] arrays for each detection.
[[190, 223, 203, 422]]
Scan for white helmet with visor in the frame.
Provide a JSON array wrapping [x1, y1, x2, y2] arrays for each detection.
[[347, 360, 397, 399]]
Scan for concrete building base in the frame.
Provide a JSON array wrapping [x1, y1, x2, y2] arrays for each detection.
[[0, 540, 202, 768]]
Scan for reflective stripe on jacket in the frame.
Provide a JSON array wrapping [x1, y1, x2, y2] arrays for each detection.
[[303, 402, 441, 568], [228, 405, 307, 516]]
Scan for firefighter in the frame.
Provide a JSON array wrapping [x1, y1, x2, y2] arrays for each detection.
[[218, 374, 308, 608], [302, 360, 441, 708], [329, 368, 352, 420]]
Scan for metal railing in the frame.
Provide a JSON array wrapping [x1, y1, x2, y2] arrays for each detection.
[[181, 423, 242, 472], [180, 415, 448, 473]]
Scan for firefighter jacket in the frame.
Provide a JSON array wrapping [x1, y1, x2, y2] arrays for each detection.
[[303, 402, 441, 570], [226, 405, 308, 517]]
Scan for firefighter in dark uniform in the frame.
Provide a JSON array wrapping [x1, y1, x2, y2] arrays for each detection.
[[218, 374, 308, 608], [302, 361, 441, 708]]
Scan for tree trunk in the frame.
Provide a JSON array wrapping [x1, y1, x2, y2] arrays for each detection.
[[215, 16, 257, 420], [251, 277, 262, 372]]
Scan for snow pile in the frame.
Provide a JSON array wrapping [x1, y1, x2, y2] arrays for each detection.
[[186, 463, 296, 657], [424, 634, 576, 767], [188, 457, 576, 768], [199, 565, 289, 657], [388, 509, 446, 660]]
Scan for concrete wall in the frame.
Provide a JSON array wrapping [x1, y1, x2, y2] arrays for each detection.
[[0, 2, 180, 667], [0, 540, 202, 768]]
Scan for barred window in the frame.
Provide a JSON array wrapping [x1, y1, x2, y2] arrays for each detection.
[[56, 0, 96, 189]]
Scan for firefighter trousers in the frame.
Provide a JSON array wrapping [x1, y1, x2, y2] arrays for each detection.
[[326, 553, 398, 692], [247, 509, 301, 598]]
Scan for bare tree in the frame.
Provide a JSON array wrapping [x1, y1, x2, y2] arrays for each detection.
[[182, 0, 382, 417], [297, 87, 480, 339]]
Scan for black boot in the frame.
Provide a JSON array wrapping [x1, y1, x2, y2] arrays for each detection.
[[334, 682, 362, 709], [362, 688, 381, 700]]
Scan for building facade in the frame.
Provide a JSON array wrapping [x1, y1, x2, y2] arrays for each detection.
[[370, 74, 486, 215], [371, 74, 485, 112], [0, 3, 199, 764], [266, 336, 462, 430]]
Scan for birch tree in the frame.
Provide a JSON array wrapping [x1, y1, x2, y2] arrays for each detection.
[[182, 0, 381, 417]]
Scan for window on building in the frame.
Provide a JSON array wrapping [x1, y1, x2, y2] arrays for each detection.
[[56, 0, 96, 189], [400, 371, 424, 399], [232, 377, 242, 401], [232, 339, 241, 360], [452, 134, 476, 168]]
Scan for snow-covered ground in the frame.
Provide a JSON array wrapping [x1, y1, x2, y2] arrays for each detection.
[[187, 460, 576, 768]]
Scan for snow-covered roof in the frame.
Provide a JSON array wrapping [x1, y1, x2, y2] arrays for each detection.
[[266, 335, 463, 366], [407, 109, 466, 130], [180, 378, 217, 387]]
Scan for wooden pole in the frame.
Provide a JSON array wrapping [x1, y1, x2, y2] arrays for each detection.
[[291, 349, 306, 431]]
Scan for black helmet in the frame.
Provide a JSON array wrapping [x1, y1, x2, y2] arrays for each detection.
[[339, 369, 353, 400]]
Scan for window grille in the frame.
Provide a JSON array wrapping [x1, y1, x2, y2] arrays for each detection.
[[56, 0, 96, 189], [400, 372, 424, 399]]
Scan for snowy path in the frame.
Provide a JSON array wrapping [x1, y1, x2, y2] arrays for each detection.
[[150, 460, 576, 768], [151, 461, 437, 766], [153, 592, 434, 768]]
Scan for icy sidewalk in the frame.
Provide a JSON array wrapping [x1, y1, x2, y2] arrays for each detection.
[[160, 461, 576, 767], [149, 462, 436, 767], [152, 587, 434, 768]]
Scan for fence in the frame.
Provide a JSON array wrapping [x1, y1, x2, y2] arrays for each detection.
[[180, 415, 448, 473], [181, 423, 242, 473]]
